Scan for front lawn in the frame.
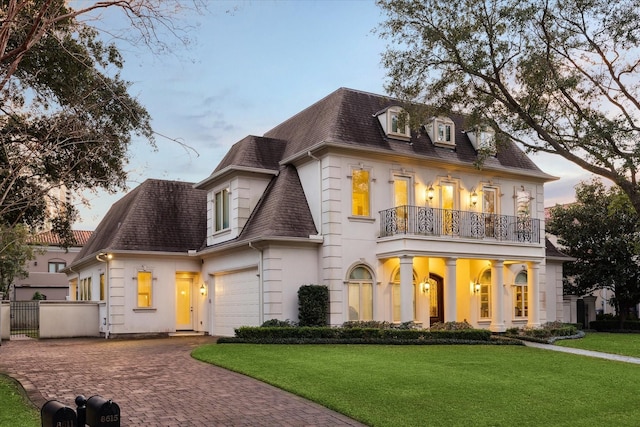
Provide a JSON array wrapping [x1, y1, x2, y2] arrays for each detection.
[[193, 344, 640, 427], [0, 375, 39, 427], [555, 332, 640, 358]]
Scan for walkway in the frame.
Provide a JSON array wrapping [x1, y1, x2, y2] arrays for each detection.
[[0, 337, 365, 427], [523, 341, 640, 364]]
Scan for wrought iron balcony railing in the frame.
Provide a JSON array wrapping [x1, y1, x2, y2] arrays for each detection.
[[379, 206, 540, 243]]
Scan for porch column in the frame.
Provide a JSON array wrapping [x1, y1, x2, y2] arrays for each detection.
[[400, 255, 414, 323], [490, 259, 505, 332], [444, 257, 457, 322], [527, 261, 541, 327]]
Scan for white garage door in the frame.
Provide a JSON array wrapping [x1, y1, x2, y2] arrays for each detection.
[[213, 268, 260, 337]]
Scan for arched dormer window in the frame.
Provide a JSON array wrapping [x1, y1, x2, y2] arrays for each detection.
[[377, 106, 411, 141]]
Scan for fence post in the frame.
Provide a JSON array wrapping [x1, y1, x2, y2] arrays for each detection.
[[0, 292, 3, 346]]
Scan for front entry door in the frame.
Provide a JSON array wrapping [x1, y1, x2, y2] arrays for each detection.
[[176, 277, 193, 330], [429, 274, 444, 325]]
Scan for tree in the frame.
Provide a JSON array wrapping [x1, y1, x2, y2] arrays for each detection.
[[0, 0, 201, 244], [547, 180, 640, 320], [0, 224, 38, 299], [377, 0, 640, 214]]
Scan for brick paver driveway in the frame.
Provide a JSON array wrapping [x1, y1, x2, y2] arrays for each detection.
[[0, 336, 364, 426]]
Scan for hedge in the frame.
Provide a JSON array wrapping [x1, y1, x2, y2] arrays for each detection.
[[229, 326, 492, 343], [590, 320, 640, 332]]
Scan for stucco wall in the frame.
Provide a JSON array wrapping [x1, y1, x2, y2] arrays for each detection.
[[0, 300, 9, 341], [39, 301, 100, 338]]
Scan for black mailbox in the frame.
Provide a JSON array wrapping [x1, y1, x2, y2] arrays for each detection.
[[41, 400, 77, 427], [85, 395, 120, 427]]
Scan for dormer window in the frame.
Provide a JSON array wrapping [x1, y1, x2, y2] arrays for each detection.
[[426, 117, 456, 148], [377, 106, 411, 141], [468, 127, 496, 154]]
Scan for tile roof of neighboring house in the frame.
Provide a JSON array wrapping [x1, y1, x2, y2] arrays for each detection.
[[76, 179, 207, 259], [237, 165, 318, 241], [258, 88, 553, 179], [31, 230, 93, 246]]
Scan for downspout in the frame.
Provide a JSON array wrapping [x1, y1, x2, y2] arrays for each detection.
[[307, 151, 322, 235], [95, 253, 111, 339], [248, 242, 264, 325]]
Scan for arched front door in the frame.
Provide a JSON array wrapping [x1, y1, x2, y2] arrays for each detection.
[[428, 274, 444, 325]]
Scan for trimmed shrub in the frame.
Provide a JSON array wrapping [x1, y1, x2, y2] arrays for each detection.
[[298, 285, 329, 327], [261, 319, 297, 327], [590, 319, 640, 331]]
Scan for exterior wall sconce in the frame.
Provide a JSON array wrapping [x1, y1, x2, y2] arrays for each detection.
[[200, 284, 207, 296], [470, 190, 478, 206], [426, 186, 435, 203], [96, 252, 112, 262], [473, 282, 481, 294], [419, 278, 430, 293]]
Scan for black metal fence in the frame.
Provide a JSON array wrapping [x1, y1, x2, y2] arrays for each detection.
[[10, 301, 39, 339], [379, 206, 540, 243]]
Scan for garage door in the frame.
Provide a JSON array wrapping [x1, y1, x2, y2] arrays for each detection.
[[213, 268, 260, 337]]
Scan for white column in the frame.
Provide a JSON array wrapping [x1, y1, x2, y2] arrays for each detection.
[[527, 261, 541, 327], [444, 257, 457, 322], [490, 259, 505, 332], [400, 255, 414, 323]]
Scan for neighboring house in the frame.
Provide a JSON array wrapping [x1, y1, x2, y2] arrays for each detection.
[[13, 230, 92, 301], [66, 88, 566, 337]]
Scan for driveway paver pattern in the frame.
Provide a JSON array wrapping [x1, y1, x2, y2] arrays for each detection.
[[0, 337, 365, 426]]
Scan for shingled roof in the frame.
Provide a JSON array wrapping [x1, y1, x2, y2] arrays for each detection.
[[262, 88, 552, 178], [76, 179, 206, 259], [238, 164, 317, 240]]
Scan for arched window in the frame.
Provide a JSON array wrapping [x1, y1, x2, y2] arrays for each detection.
[[514, 270, 528, 318], [348, 265, 373, 321], [479, 269, 491, 319]]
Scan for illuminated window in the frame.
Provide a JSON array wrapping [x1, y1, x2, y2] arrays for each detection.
[[99, 273, 105, 301], [351, 169, 370, 217], [479, 269, 491, 319], [137, 271, 153, 308], [514, 271, 528, 318], [215, 188, 230, 232], [348, 266, 373, 321], [79, 277, 92, 301]]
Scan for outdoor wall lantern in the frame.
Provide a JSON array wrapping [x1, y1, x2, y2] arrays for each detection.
[[426, 185, 435, 202], [419, 278, 430, 293], [473, 282, 481, 294], [200, 284, 207, 296], [95, 252, 112, 263], [470, 190, 478, 206]]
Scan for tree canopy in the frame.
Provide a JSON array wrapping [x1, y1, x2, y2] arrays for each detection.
[[547, 180, 640, 319], [377, 0, 640, 213], [0, 0, 201, 242]]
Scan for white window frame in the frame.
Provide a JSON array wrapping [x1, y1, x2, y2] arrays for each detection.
[[136, 270, 153, 308], [350, 166, 372, 218], [347, 265, 374, 321], [387, 107, 411, 140], [479, 269, 491, 319], [429, 117, 455, 148], [514, 271, 528, 318], [214, 188, 230, 232]]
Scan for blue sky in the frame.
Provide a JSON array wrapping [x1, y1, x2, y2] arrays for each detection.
[[76, 0, 588, 229]]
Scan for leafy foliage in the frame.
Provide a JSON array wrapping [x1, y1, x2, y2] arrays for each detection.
[[377, 0, 640, 214], [0, 225, 38, 299], [547, 180, 640, 319], [297, 285, 329, 327]]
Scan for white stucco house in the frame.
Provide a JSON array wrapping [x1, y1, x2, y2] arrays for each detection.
[[66, 88, 570, 337]]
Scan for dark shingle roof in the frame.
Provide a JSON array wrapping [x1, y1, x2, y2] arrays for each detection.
[[238, 164, 317, 240], [545, 238, 573, 261], [213, 136, 287, 174], [262, 88, 550, 177], [76, 179, 206, 259]]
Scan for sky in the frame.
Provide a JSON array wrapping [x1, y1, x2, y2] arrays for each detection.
[[74, 0, 592, 229]]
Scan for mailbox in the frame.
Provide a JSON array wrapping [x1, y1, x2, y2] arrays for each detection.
[[85, 395, 120, 427], [41, 400, 77, 427]]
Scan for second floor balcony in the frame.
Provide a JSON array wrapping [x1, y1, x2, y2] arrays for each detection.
[[379, 206, 540, 244]]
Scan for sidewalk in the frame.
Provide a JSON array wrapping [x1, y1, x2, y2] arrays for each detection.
[[0, 337, 365, 426], [523, 341, 640, 364]]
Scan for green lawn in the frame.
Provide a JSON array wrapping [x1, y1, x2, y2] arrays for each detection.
[[193, 344, 640, 427], [0, 375, 39, 427], [555, 332, 640, 357]]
